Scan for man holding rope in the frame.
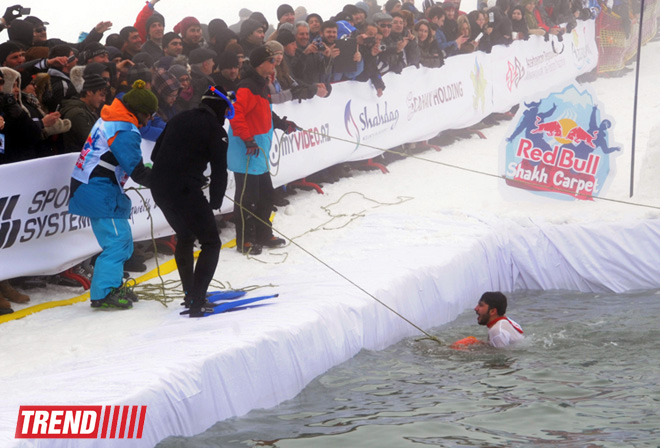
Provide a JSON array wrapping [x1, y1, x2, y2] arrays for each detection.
[[227, 44, 299, 255]]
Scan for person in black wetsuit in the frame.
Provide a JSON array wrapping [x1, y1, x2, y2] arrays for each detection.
[[150, 85, 233, 317]]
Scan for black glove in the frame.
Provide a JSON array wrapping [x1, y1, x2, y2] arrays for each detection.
[[209, 193, 223, 210], [3, 5, 24, 26], [279, 116, 300, 134], [291, 84, 316, 101], [244, 139, 259, 155]]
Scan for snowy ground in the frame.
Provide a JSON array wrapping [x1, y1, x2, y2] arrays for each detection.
[[2, 39, 660, 448]]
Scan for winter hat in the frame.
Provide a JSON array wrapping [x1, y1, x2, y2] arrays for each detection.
[[83, 62, 109, 78], [122, 79, 158, 115], [24, 16, 49, 27], [239, 19, 264, 40], [7, 19, 33, 48], [249, 12, 269, 30], [216, 51, 239, 70], [162, 32, 181, 49], [201, 85, 231, 119], [385, 0, 402, 13], [132, 52, 155, 68], [151, 69, 181, 98], [306, 13, 323, 23], [168, 64, 189, 80], [239, 8, 253, 18], [48, 44, 73, 59], [146, 13, 165, 36], [249, 45, 274, 68], [127, 63, 151, 85], [0, 41, 23, 66], [214, 28, 239, 52], [265, 40, 284, 55], [355, 2, 370, 15], [79, 42, 107, 62], [372, 12, 394, 23], [82, 74, 107, 93], [276, 29, 296, 46], [106, 46, 122, 61], [0, 67, 20, 94], [154, 55, 174, 70], [342, 5, 361, 17], [225, 42, 244, 56], [189, 47, 217, 64], [173, 16, 201, 35], [208, 18, 228, 39], [277, 4, 295, 20]]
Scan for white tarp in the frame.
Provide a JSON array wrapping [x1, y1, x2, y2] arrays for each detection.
[[0, 21, 597, 281]]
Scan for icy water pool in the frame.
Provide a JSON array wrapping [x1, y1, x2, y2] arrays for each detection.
[[158, 290, 660, 447]]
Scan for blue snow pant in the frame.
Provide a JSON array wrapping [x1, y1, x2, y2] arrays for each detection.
[[90, 217, 134, 301]]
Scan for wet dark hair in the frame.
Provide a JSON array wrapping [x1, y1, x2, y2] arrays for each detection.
[[479, 292, 507, 316]]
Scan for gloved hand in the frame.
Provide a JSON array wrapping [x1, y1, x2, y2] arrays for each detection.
[[280, 116, 300, 134], [245, 139, 259, 156], [3, 5, 24, 26]]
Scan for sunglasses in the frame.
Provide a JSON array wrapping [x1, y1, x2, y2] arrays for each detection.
[[35, 27, 47, 33], [379, 23, 392, 28]]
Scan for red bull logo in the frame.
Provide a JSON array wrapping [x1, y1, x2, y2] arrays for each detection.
[[502, 84, 620, 201], [531, 117, 598, 148]]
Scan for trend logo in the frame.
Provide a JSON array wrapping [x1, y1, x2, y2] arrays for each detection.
[[0, 195, 21, 249]]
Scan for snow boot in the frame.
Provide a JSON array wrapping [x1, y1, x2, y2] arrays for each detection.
[[0, 294, 14, 314], [259, 236, 286, 248], [236, 242, 263, 255], [90, 288, 133, 310], [0, 280, 30, 303]]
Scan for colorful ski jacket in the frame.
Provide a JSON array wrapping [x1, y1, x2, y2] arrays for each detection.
[[69, 98, 151, 218]]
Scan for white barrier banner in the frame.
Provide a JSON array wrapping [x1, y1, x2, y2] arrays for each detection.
[[0, 21, 597, 281]]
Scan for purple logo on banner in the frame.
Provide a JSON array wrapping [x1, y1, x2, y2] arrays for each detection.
[[503, 84, 621, 200]]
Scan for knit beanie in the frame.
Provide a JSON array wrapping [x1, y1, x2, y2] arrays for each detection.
[[216, 51, 239, 70], [249, 45, 274, 68], [306, 13, 323, 23], [189, 47, 217, 64], [239, 19, 264, 40], [249, 12, 269, 30], [106, 46, 122, 61], [83, 62, 109, 77], [0, 41, 23, 66], [276, 29, 296, 46], [152, 69, 181, 98], [385, 0, 402, 13], [122, 79, 158, 115], [79, 42, 107, 62], [7, 19, 33, 48], [265, 41, 284, 55], [168, 64, 189, 80], [208, 18, 228, 39], [173, 16, 201, 35], [133, 52, 155, 68], [277, 4, 295, 20], [162, 32, 181, 49], [146, 13, 165, 36], [82, 74, 108, 93], [127, 63, 151, 85], [355, 2, 370, 15]]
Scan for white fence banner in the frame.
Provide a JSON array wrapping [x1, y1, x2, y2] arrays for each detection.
[[0, 20, 597, 281]]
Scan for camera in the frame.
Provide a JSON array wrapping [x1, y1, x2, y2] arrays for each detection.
[[0, 92, 22, 118], [19, 7, 30, 15], [313, 36, 325, 51], [363, 36, 376, 46], [378, 44, 387, 52]]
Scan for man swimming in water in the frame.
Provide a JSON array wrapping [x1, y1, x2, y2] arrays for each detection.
[[475, 291, 524, 347]]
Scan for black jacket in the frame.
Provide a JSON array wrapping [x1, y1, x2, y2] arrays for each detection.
[[150, 103, 228, 209]]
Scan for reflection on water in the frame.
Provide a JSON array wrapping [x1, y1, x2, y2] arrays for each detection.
[[158, 290, 660, 447]]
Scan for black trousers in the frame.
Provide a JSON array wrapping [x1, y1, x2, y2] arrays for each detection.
[[152, 184, 221, 303], [233, 172, 274, 247]]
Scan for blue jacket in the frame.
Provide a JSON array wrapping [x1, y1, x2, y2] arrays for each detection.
[[69, 99, 150, 218]]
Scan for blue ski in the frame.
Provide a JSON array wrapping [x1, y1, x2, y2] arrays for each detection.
[[204, 294, 279, 316], [206, 290, 247, 301]]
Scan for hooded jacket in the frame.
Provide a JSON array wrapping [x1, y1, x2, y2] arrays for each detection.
[[227, 65, 285, 175], [69, 98, 151, 218]]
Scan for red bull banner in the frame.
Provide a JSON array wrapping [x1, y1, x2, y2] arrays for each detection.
[[502, 83, 621, 200]]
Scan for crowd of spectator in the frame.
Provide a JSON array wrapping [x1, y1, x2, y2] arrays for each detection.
[[0, 0, 617, 313]]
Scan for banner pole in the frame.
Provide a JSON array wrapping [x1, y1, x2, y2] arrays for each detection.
[[630, 0, 646, 198]]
